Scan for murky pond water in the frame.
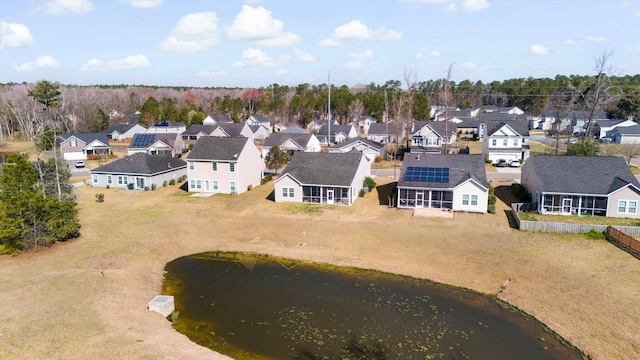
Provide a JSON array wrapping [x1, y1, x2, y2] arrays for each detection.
[[163, 252, 583, 360]]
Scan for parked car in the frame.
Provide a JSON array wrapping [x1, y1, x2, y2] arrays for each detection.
[[74, 160, 85, 168], [508, 159, 521, 168], [494, 159, 508, 167], [599, 137, 613, 143]]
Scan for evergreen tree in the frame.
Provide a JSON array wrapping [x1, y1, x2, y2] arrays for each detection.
[[264, 146, 290, 174]]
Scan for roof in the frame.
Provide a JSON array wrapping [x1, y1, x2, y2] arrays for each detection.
[[333, 137, 385, 151], [186, 136, 249, 161], [60, 132, 109, 145], [104, 123, 143, 134], [280, 126, 309, 134], [215, 122, 248, 137], [572, 110, 608, 120], [525, 155, 640, 195], [181, 124, 217, 135], [249, 125, 269, 133], [610, 125, 640, 135], [210, 114, 233, 123], [152, 120, 184, 127], [478, 113, 527, 122], [129, 133, 178, 148], [316, 123, 355, 136], [91, 153, 186, 175], [397, 153, 487, 190], [595, 119, 629, 128], [367, 122, 401, 135], [484, 120, 529, 137], [263, 132, 313, 147], [456, 119, 479, 129], [278, 152, 365, 186], [248, 114, 270, 123], [413, 121, 457, 137]]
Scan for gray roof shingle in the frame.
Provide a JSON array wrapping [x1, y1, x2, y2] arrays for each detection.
[[279, 152, 365, 186], [60, 132, 109, 145], [398, 153, 487, 190], [263, 132, 314, 148], [186, 136, 249, 161], [91, 153, 186, 175], [485, 120, 529, 137], [526, 155, 640, 195]]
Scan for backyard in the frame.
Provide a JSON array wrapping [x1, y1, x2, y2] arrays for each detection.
[[0, 174, 639, 360]]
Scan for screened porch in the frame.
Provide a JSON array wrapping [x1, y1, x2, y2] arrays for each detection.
[[302, 186, 353, 205], [539, 193, 608, 216], [398, 188, 453, 209]]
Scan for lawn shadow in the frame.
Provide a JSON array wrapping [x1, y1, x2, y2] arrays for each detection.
[[376, 182, 397, 206], [503, 209, 519, 229], [266, 190, 275, 202], [493, 185, 519, 206], [179, 182, 188, 192]]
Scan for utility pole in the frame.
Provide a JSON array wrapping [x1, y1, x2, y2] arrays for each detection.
[[327, 71, 331, 147]]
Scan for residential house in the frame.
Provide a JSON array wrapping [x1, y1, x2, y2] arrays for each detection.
[[571, 110, 608, 135], [479, 120, 529, 163], [186, 136, 264, 195], [481, 105, 524, 115], [410, 121, 458, 153], [316, 123, 358, 144], [609, 125, 640, 144], [180, 124, 218, 146], [146, 120, 186, 134], [430, 106, 460, 121], [274, 152, 371, 206], [396, 153, 488, 213], [245, 114, 271, 129], [104, 123, 147, 141], [366, 121, 402, 143], [203, 114, 233, 125], [59, 133, 111, 161], [433, 109, 472, 123], [210, 122, 254, 141], [457, 119, 480, 139], [521, 155, 640, 218], [597, 119, 637, 139], [261, 132, 321, 157], [128, 133, 184, 157], [355, 115, 377, 134], [249, 125, 270, 141], [328, 137, 385, 163], [90, 153, 186, 190], [307, 118, 338, 134], [477, 113, 527, 126], [280, 125, 309, 134]]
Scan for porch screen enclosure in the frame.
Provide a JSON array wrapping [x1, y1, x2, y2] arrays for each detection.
[[302, 186, 352, 205], [540, 193, 607, 216], [398, 188, 453, 209]]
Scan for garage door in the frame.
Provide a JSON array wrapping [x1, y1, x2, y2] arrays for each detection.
[[63, 152, 86, 161]]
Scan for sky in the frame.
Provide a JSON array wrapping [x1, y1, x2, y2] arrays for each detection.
[[1, 0, 639, 88]]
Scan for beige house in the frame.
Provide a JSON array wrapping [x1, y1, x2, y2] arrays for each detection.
[[186, 137, 265, 195], [521, 155, 640, 218], [59, 133, 110, 161]]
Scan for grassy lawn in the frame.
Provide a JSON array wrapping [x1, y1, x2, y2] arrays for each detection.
[[518, 211, 640, 227], [0, 140, 37, 161]]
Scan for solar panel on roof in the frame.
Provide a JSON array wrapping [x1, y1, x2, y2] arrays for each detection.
[[404, 166, 449, 183], [132, 133, 155, 147]]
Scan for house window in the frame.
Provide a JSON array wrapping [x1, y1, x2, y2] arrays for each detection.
[[503, 139, 508, 146], [118, 176, 128, 185], [230, 163, 235, 172], [427, 138, 439, 146], [190, 179, 202, 190], [212, 162, 217, 171], [471, 194, 478, 206], [107, 175, 112, 184], [92, 174, 98, 184], [282, 187, 294, 198], [462, 194, 469, 205], [513, 139, 519, 146], [213, 180, 218, 190], [188, 161, 194, 171], [618, 200, 637, 214], [492, 139, 497, 146], [230, 181, 236, 192], [71, 140, 77, 147]]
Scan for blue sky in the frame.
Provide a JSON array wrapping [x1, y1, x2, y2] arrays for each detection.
[[1, 0, 639, 88]]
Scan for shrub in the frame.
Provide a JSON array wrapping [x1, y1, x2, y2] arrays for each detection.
[[586, 230, 606, 240], [247, 184, 253, 191], [511, 183, 531, 202], [261, 174, 273, 185], [484, 155, 492, 163], [359, 188, 366, 197], [106, 184, 110, 189], [169, 179, 176, 186], [363, 176, 376, 191], [374, 155, 383, 163], [163, 181, 168, 187], [95, 193, 104, 202], [151, 184, 157, 191]]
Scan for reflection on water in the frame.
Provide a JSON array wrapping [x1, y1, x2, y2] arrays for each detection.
[[163, 252, 583, 360]]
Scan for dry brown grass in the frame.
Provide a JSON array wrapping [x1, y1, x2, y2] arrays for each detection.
[[1, 177, 639, 360]]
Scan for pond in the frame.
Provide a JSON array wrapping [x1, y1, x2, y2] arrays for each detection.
[[163, 252, 584, 360]]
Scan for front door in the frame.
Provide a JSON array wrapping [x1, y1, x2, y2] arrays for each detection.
[[327, 189, 334, 205], [562, 198, 572, 214], [136, 177, 145, 189], [204, 180, 210, 192], [416, 191, 424, 207]]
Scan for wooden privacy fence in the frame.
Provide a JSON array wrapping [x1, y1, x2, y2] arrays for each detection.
[[607, 226, 640, 253]]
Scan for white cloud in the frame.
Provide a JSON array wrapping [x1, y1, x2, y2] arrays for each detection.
[[13, 55, 60, 72], [233, 48, 289, 68], [530, 44, 549, 55], [46, 0, 94, 15], [197, 70, 227, 78], [342, 49, 374, 69], [0, 21, 34, 49], [461, 0, 490, 12], [79, 54, 150, 72], [293, 48, 315, 62], [225, 5, 301, 47], [118, 0, 162, 8], [461, 61, 488, 71], [564, 38, 577, 45], [159, 12, 220, 52], [429, 50, 441, 57], [321, 20, 402, 46], [416, 50, 441, 59], [444, 3, 457, 12], [586, 36, 607, 43]]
